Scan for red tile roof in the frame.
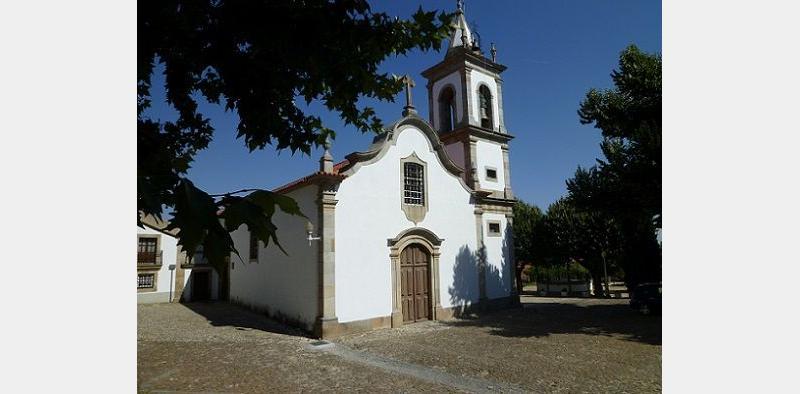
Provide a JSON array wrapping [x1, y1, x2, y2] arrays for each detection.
[[272, 159, 350, 194]]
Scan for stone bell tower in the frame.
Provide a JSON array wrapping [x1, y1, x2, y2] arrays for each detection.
[[421, 0, 513, 201]]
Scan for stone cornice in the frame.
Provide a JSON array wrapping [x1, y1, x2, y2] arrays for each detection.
[[438, 125, 515, 145], [421, 47, 507, 81]]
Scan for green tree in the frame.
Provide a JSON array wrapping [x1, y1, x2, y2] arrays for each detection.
[[570, 45, 662, 287], [540, 197, 623, 296], [512, 200, 543, 287], [138, 0, 453, 271]]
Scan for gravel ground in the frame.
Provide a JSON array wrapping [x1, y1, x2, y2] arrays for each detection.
[[139, 297, 660, 393], [138, 302, 457, 393], [338, 296, 661, 393]]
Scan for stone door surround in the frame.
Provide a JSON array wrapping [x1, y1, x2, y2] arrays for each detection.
[[388, 227, 444, 327]]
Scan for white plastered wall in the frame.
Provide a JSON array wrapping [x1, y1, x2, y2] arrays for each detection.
[[335, 126, 480, 323], [228, 185, 319, 330], [469, 71, 501, 131], [482, 213, 512, 299], [431, 71, 463, 131], [476, 140, 506, 192], [137, 226, 179, 303]]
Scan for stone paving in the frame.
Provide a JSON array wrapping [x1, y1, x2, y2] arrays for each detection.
[[138, 297, 661, 393]]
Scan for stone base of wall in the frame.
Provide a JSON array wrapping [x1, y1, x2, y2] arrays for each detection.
[[316, 315, 393, 339], [317, 295, 520, 339], [224, 295, 520, 339], [437, 295, 519, 319]]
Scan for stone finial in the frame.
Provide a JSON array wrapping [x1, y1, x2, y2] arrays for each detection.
[[490, 42, 497, 62], [320, 138, 333, 173], [402, 74, 417, 116], [457, 0, 463, 13]]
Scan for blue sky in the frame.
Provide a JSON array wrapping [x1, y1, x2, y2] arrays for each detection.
[[144, 0, 661, 210]]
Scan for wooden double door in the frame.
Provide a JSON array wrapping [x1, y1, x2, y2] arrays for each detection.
[[400, 244, 431, 322]]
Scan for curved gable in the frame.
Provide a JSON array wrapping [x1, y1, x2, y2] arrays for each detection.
[[338, 114, 473, 193]]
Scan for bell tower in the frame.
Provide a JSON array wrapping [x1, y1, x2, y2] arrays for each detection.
[[421, 1, 514, 200]]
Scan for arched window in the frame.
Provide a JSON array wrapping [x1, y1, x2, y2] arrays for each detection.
[[438, 87, 456, 132], [478, 85, 493, 129]]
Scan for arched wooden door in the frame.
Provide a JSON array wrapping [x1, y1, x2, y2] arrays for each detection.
[[400, 244, 431, 322]]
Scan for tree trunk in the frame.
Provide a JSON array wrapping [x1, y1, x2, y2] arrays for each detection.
[[592, 272, 604, 297]]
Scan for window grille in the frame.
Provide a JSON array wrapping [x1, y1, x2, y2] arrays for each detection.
[[138, 273, 155, 289], [403, 163, 425, 205]]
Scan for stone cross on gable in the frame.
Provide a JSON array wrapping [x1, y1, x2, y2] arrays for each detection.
[[402, 74, 417, 116]]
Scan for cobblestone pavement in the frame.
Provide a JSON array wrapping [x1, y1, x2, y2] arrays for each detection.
[[337, 297, 661, 393], [138, 302, 456, 393], [139, 297, 661, 393]]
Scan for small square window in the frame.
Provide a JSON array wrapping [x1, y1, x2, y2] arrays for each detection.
[[488, 221, 501, 236], [485, 167, 498, 182]]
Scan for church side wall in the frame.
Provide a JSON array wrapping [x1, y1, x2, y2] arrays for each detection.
[[482, 213, 512, 299], [335, 127, 480, 324], [229, 185, 319, 331], [469, 72, 501, 131], [476, 140, 506, 192], [431, 71, 464, 131]]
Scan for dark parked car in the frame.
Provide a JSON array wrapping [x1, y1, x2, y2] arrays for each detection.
[[630, 283, 661, 315]]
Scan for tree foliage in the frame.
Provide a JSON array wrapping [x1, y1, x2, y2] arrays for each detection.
[[545, 199, 623, 288], [513, 197, 623, 294], [574, 44, 661, 227], [138, 0, 454, 272], [512, 201, 543, 264], [569, 45, 662, 288]]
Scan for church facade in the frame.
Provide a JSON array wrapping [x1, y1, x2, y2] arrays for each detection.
[[227, 5, 518, 338]]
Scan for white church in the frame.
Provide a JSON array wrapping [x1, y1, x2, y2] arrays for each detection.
[[227, 5, 517, 338]]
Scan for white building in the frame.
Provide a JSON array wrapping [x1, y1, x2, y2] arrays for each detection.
[[137, 216, 222, 303], [226, 5, 518, 338]]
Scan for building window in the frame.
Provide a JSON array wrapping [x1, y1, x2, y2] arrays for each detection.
[[485, 167, 498, 182], [249, 231, 259, 261], [487, 221, 501, 237], [137, 237, 159, 264], [138, 273, 155, 289], [479, 85, 493, 129], [438, 86, 456, 132], [404, 162, 425, 205], [400, 153, 428, 224]]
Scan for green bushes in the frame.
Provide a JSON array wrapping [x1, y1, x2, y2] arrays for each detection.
[[529, 261, 590, 283]]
